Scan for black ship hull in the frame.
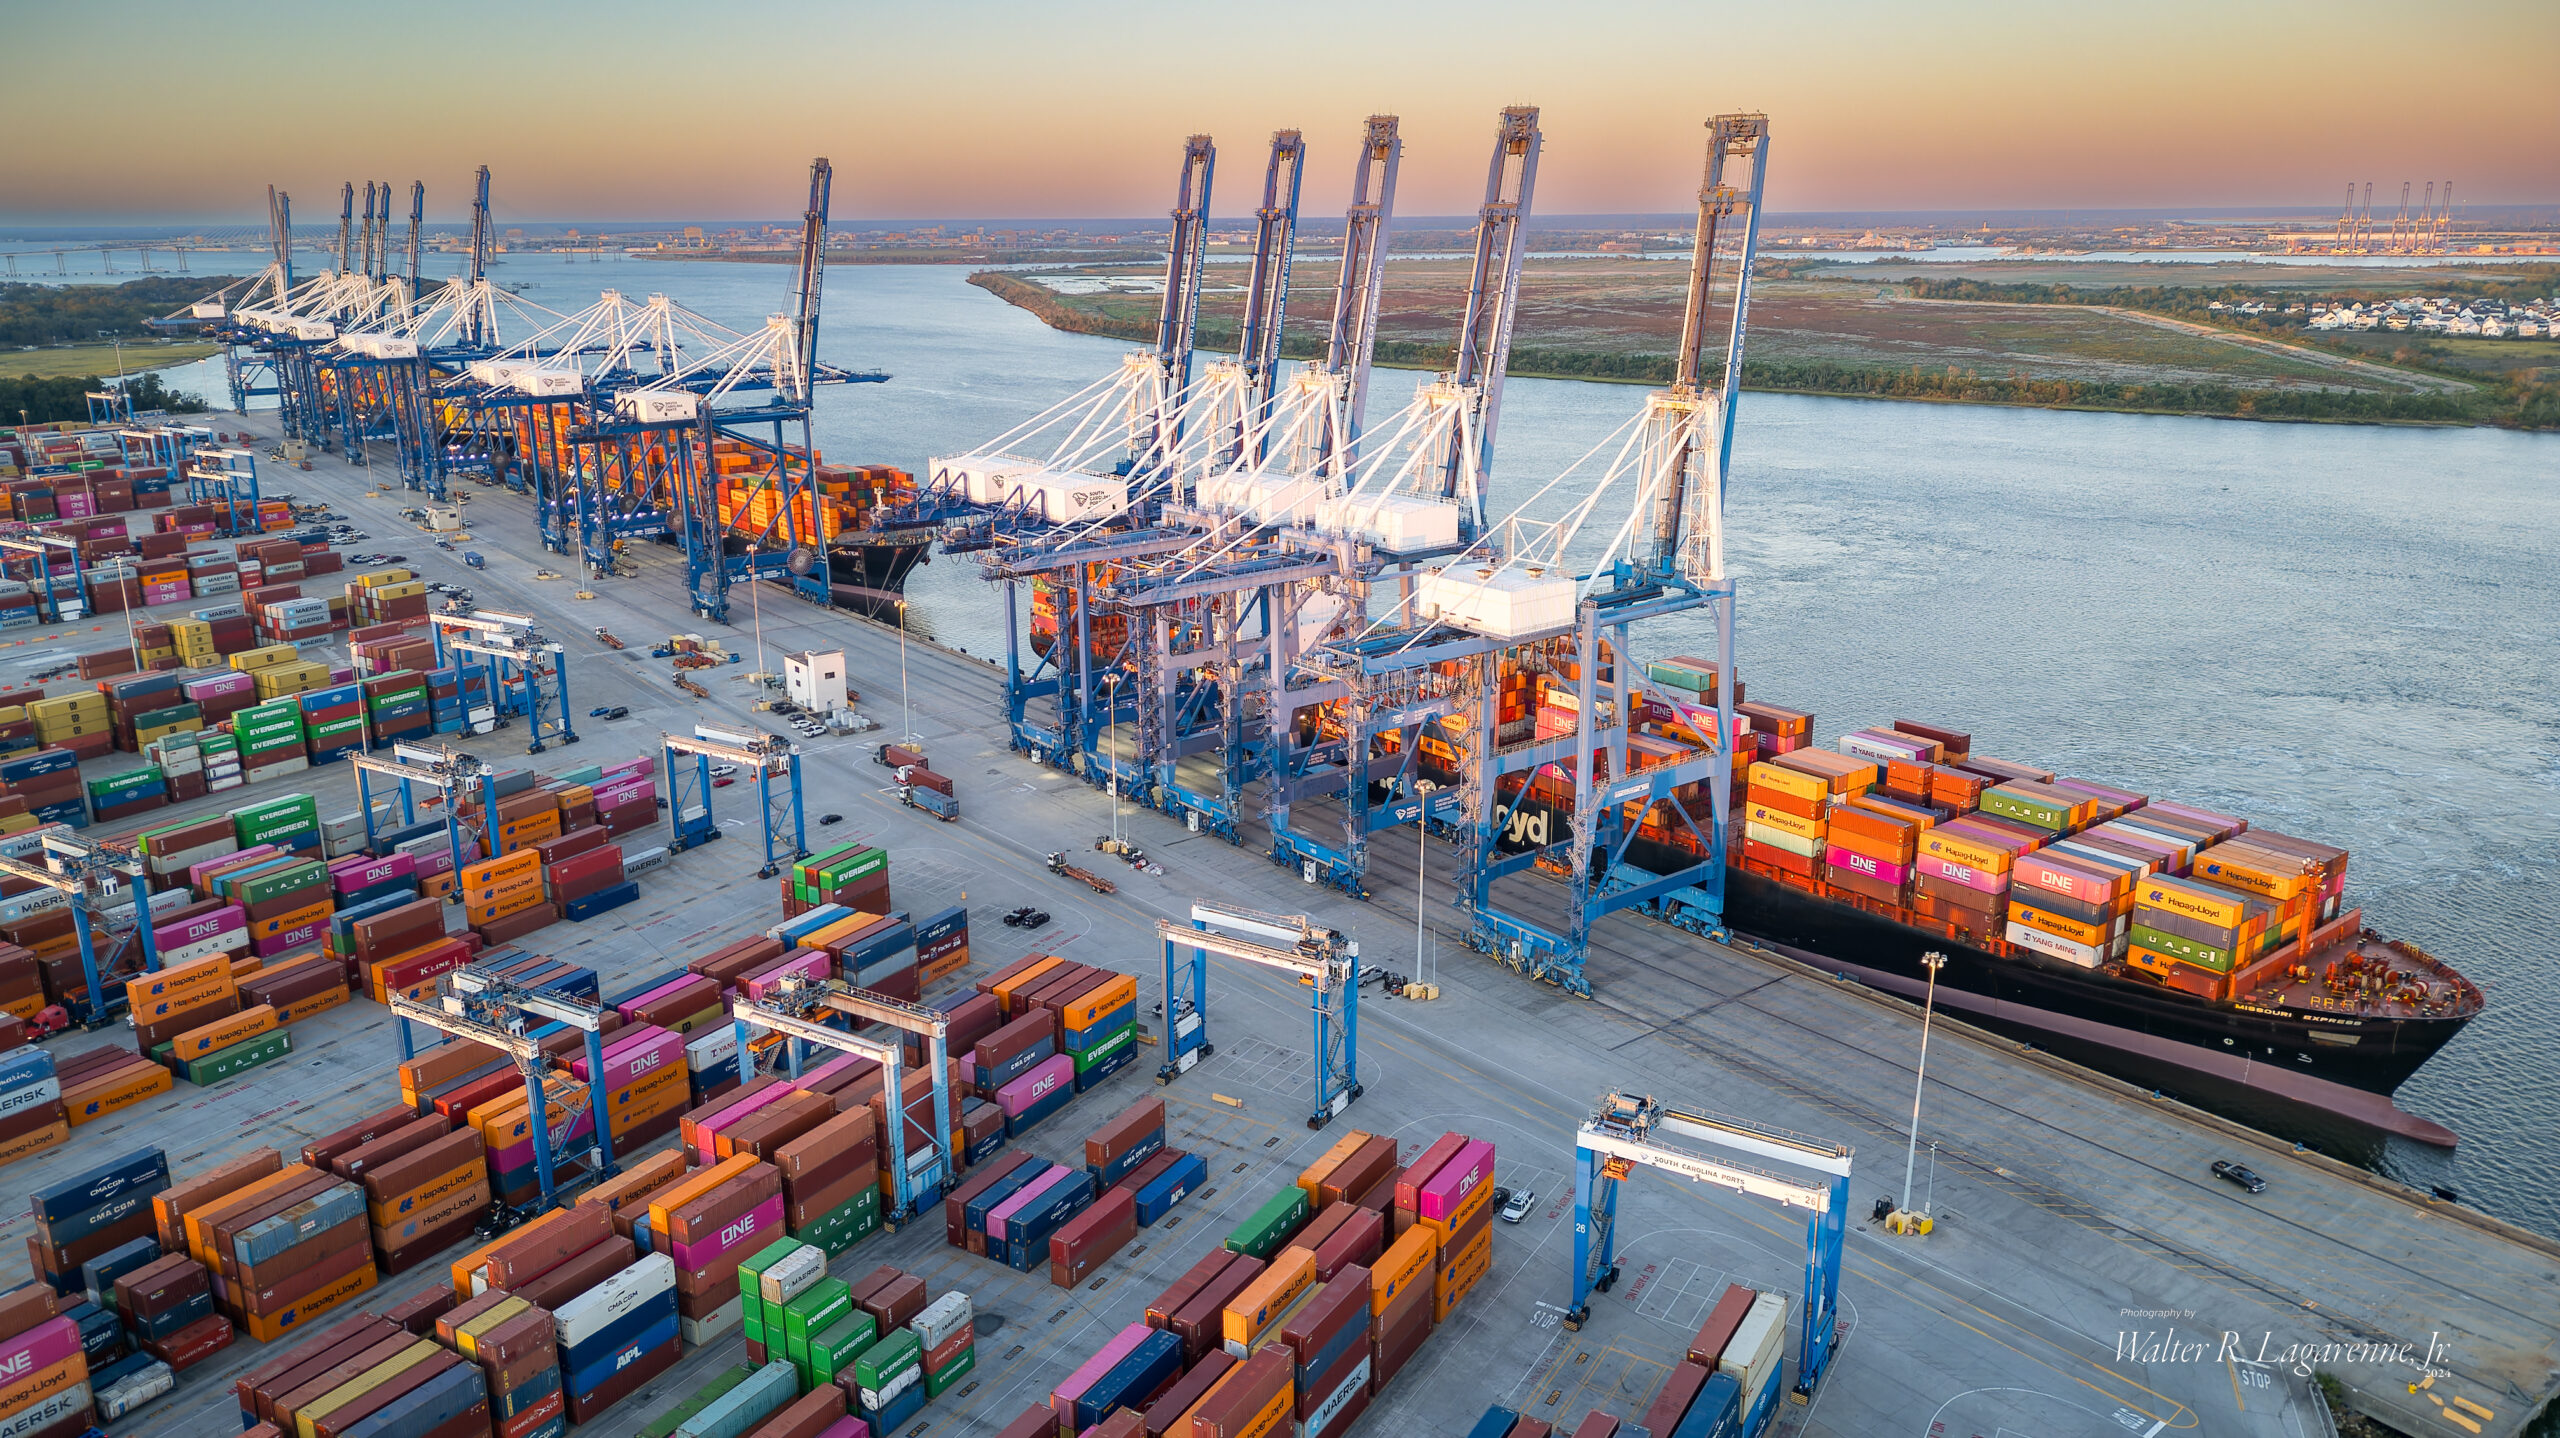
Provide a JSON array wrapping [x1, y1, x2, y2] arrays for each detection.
[[1722, 868, 2468, 1096], [824, 534, 931, 619]]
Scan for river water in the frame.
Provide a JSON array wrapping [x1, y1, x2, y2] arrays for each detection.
[[131, 255, 2560, 1238]]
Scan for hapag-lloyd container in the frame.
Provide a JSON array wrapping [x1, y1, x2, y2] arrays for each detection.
[[1416, 1139, 1495, 1226]]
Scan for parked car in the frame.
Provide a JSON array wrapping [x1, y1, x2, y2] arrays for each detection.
[[2210, 1160, 2266, 1194], [1500, 1188, 1536, 1223], [709, 764, 737, 778]]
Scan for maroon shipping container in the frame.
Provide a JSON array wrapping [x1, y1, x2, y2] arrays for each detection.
[[378, 1284, 455, 1337], [1147, 1250, 1236, 1331], [972, 1011, 1054, 1075], [544, 846, 624, 902], [624, 975, 723, 1031], [1049, 1187, 1137, 1288], [1281, 1268, 1371, 1369], [940, 992, 1002, 1056], [1395, 1133, 1469, 1212], [331, 1114, 454, 1183], [991, 1406, 1056, 1438], [1085, 1096, 1167, 1170], [1686, 1284, 1757, 1367], [1189, 1347, 1292, 1438], [857, 1272, 927, 1333], [1141, 1351, 1234, 1437], [1567, 1416, 1620, 1438], [1641, 1361, 1713, 1436], [235, 1316, 398, 1425], [482, 1201, 611, 1290], [1111, 1149, 1181, 1199], [897, 766, 953, 796], [878, 743, 927, 770], [1321, 1134, 1399, 1209], [1170, 1253, 1265, 1362], [301, 1104, 423, 1172], [1307, 1205, 1384, 1282]]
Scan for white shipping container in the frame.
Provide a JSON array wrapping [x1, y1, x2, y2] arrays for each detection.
[[2006, 921, 2102, 969], [556, 1252, 676, 1349], [1718, 1291, 1788, 1404], [757, 1245, 827, 1306], [910, 1291, 973, 1351]]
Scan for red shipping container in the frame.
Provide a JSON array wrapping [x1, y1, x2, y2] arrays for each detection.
[[1048, 1187, 1137, 1288]]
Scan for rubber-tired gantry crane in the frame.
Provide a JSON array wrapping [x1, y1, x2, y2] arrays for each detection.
[[661, 724, 805, 878], [726, 973, 956, 1224], [1157, 899, 1361, 1128], [1567, 1090, 1848, 1408], [389, 965, 620, 1212]]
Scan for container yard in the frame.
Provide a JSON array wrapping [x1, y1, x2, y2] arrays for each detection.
[[0, 102, 2549, 1438], [0, 395, 2545, 1438]]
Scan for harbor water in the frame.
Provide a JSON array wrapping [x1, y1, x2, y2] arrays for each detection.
[[136, 255, 2560, 1238]]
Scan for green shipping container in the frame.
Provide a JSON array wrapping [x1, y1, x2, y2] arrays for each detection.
[[851, 1329, 920, 1392], [87, 768, 164, 799], [734, 1238, 804, 1332], [635, 1365, 753, 1438], [808, 1311, 878, 1386], [782, 1277, 853, 1361], [924, 1342, 976, 1398], [135, 704, 201, 729], [187, 1027, 292, 1085], [1980, 785, 2071, 833], [2131, 923, 2235, 973], [1072, 1024, 1135, 1075], [794, 1185, 881, 1257], [1224, 1184, 1311, 1260], [817, 847, 886, 888], [239, 862, 325, 906]]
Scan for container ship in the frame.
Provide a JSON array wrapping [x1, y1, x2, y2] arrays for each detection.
[[1417, 659, 2480, 1096], [707, 454, 933, 619]]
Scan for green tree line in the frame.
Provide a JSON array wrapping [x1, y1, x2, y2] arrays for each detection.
[[0, 372, 207, 426], [0, 276, 237, 347], [972, 272, 2514, 427]]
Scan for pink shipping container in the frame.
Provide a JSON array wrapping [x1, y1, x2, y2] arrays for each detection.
[[666, 1193, 782, 1274], [694, 1082, 801, 1164], [1416, 1139, 1496, 1224], [570, 1026, 685, 1093], [331, 852, 415, 893], [741, 949, 829, 1003], [985, 1165, 1074, 1242], [1053, 1323, 1151, 1416], [1916, 854, 2007, 896], [0, 1317, 81, 1378], [995, 1053, 1073, 1118], [190, 843, 277, 892], [253, 919, 327, 956], [1826, 847, 1912, 888], [2013, 851, 2123, 905], [155, 904, 246, 950], [616, 974, 706, 1020]]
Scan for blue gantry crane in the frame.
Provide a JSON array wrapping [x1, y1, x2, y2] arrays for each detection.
[[389, 966, 621, 1212], [729, 975, 956, 1224], [1566, 1090, 1849, 1408], [660, 724, 805, 877], [1157, 899, 1362, 1128]]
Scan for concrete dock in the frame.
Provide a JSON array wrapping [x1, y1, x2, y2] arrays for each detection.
[[6, 412, 2554, 1438]]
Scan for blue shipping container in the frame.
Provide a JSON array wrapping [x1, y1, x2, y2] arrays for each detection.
[[1134, 1152, 1208, 1226]]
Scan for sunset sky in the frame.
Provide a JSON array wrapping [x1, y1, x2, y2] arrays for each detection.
[[3, 0, 2552, 226]]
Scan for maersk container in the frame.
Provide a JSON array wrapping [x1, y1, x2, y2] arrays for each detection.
[[1135, 1152, 1208, 1226]]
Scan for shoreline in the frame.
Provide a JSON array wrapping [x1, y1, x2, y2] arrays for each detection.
[[967, 270, 2519, 431]]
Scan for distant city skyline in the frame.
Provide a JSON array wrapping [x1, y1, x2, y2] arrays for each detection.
[[2, 0, 2552, 226]]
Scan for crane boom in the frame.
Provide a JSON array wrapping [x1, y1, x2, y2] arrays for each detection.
[[1432, 106, 1542, 504], [268, 186, 293, 302], [1318, 115, 1401, 475], [786, 158, 832, 407], [1232, 130, 1306, 465], [405, 181, 424, 295], [335, 182, 356, 276], [1651, 112, 1769, 579]]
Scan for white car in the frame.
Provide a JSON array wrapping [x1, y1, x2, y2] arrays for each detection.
[[709, 764, 737, 778], [1500, 1187, 1536, 1223]]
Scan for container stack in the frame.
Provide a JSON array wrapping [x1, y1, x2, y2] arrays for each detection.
[[1225, 1182, 1312, 1262], [566, 1022, 690, 1158], [985, 1161, 1096, 1273], [915, 903, 968, 986], [459, 851, 553, 946], [0, 1289, 94, 1438], [2, 749, 87, 826], [229, 697, 307, 782], [555, 1252, 680, 1425], [56, 1041, 172, 1124], [647, 1153, 783, 1344], [1399, 1132, 1497, 1323], [431, 1291, 563, 1438], [773, 1103, 882, 1257], [193, 1157, 376, 1341], [781, 841, 889, 918]]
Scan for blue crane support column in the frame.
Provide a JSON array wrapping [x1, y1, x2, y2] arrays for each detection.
[[730, 980, 955, 1224], [1566, 1092, 1850, 1403], [351, 745, 494, 892], [1155, 903, 1360, 1128], [663, 726, 801, 873], [393, 968, 620, 1210]]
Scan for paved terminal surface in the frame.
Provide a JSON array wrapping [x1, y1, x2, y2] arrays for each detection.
[[5, 413, 2556, 1438]]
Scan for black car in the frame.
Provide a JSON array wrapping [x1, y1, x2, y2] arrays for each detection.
[[2210, 1160, 2266, 1194]]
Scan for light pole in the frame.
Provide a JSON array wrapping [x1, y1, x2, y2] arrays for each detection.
[[896, 598, 913, 742], [1897, 950, 1949, 1232]]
